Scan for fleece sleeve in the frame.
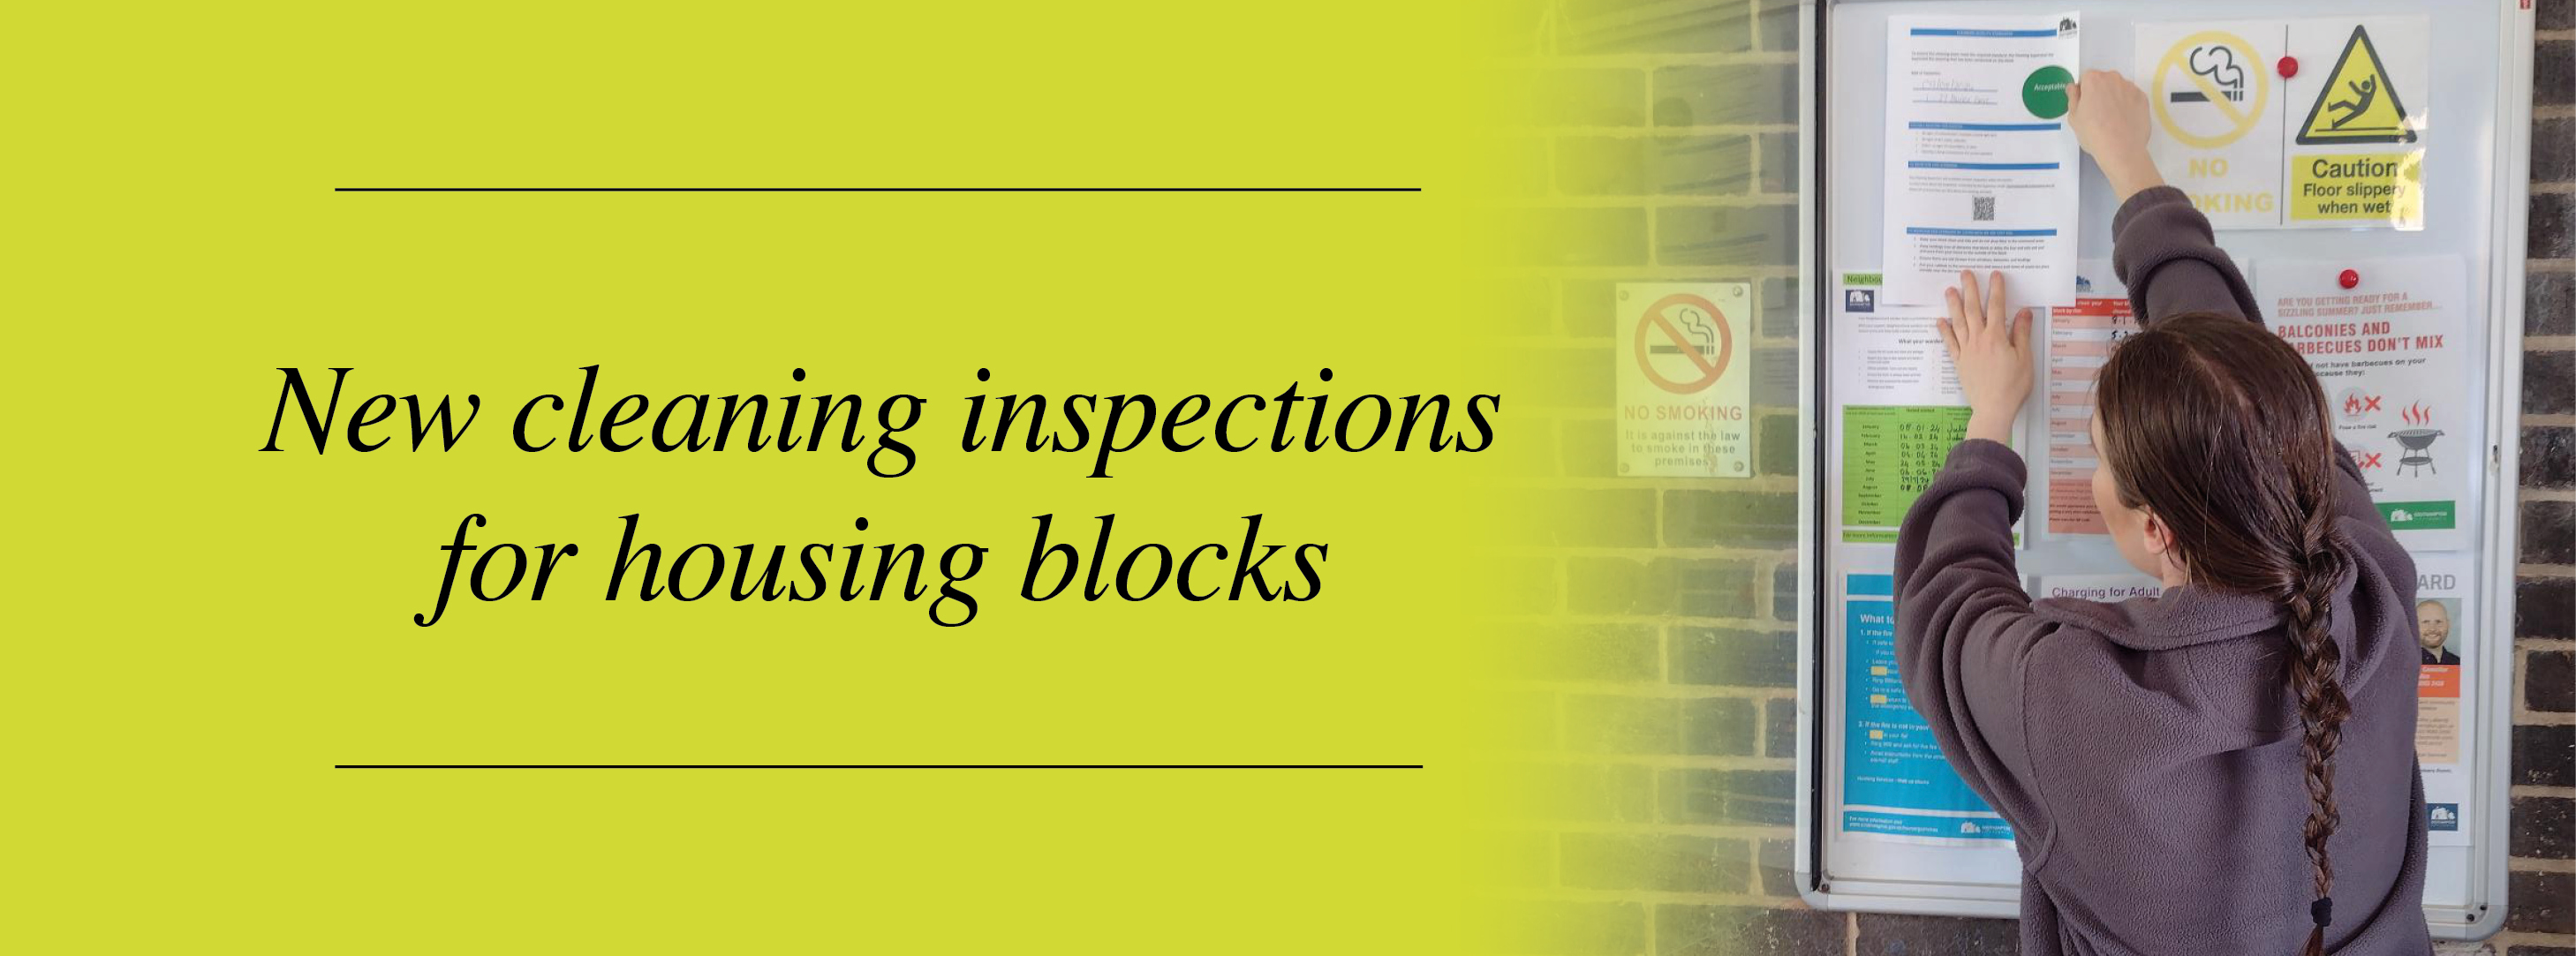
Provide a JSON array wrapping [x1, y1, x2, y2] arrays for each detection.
[[2111, 185, 2264, 325], [1891, 438, 2059, 858]]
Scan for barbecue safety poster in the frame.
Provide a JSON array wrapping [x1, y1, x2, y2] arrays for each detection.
[[2255, 256, 2472, 550]]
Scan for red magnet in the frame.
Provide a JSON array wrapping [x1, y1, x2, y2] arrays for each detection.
[[2278, 56, 2299, 79], [2338, 268, 2361, 290]]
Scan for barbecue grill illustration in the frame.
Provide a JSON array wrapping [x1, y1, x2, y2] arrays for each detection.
[[2388, 403, 2441, 477]]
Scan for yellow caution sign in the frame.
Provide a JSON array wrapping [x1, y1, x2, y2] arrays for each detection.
[[2291, 152, 2423, 227], [2297, 26, 2416, 145]]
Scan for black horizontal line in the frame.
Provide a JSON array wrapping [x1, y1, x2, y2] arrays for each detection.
[[335, 764, 1425, 769], [333, 187, 1421, 192]]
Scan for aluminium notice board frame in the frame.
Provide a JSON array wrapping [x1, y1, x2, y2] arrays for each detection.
[[1791, 0, 2534, 939]]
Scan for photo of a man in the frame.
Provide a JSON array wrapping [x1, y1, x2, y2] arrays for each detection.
[[2418, 599, 2460, 666]]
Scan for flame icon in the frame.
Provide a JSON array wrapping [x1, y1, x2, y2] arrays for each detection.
[[2344, 394, 2368, 416], [2402, 403, 2431, 425]]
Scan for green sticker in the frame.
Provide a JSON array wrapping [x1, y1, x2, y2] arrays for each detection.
[[2376, 501, 2457, 531], [2023, 65, 2073, 119]]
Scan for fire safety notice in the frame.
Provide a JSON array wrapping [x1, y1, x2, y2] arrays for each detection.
[[1616, 282, 1754, 478], [2255, 256, 2472, 550]]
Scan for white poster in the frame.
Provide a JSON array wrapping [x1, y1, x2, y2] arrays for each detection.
[[2255, 256, 2473, 549], [2134, 20, 2287, 230], [1880, 14, 2081, 307], [1614, 282, 1754, 478], [1834, 279, 1968, 407], [2042, 262, 2138, 538], [1831, 277, 2027, 544], [2134, 18, 2429, 230], [2413, 553, 2474, 846]]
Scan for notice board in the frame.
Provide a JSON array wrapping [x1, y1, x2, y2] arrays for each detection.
[[1791, 0, 2536, 938]]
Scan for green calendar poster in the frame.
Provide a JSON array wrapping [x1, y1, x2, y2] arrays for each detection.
[[1840, 405, 1972, 543]]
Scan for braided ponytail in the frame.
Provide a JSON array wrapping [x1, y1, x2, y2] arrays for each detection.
[[2093, 312, 2355, 954], [2278, 467, 2352, 956]]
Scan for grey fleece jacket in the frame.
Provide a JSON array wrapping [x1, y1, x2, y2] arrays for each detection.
[[1892, 186, 2431, 956]]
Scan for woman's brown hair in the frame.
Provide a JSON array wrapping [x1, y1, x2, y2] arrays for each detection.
[[2093, 312, 2352, 956]]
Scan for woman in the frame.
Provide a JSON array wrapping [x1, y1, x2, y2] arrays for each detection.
[[1894, 70, 2430, 955]]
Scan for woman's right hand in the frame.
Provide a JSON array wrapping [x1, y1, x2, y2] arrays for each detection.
[[2067, 69, 2165, 201], [1939, 270, 2033, 447]]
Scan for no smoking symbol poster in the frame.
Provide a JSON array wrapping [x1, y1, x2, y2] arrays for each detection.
[[1616, 282, 1752, 478], [2134, 17, 2428, 230]]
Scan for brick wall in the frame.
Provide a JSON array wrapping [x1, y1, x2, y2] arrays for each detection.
[[1478, 0, 1828, 951], [1476, 2, 2574, 952], [2508, 5, 2576, 956]]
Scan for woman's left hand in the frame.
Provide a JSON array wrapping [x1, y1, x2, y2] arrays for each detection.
[[1938, 269, 2033, 446]]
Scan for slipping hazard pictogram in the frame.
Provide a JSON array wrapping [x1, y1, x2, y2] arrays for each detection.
[[2296, 26, 2415, 145]]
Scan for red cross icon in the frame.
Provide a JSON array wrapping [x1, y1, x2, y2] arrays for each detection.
[[2356, 452, 2383, 470]]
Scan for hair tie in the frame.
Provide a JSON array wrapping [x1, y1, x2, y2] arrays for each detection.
[[2310, 897, 2332, 927]]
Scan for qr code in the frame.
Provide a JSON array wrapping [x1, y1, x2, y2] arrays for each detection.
[[1972, 195, 1996, 221]]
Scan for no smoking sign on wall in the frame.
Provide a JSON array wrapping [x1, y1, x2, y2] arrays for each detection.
[[1615, 282, 1754, 478]]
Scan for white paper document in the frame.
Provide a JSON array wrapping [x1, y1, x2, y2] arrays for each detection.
[[1835, 286, 1967, 407], [1881, 14, 2082, 308], [2042, 262, 2138, 538]]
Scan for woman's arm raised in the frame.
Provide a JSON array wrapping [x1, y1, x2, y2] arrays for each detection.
[[2070, 70, 2265, 324]]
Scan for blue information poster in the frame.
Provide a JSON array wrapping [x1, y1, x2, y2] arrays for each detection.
[[1841, 573, 2014, 843]]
